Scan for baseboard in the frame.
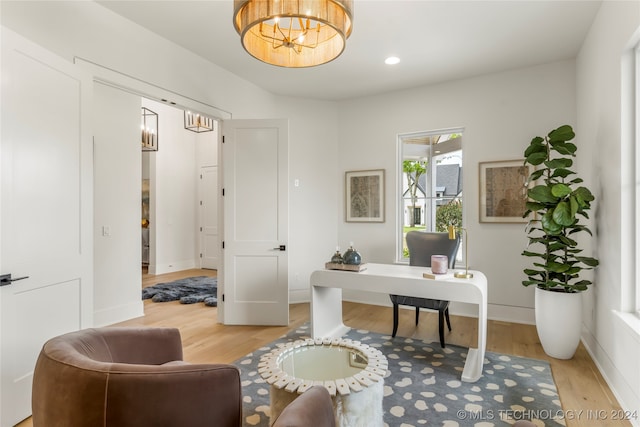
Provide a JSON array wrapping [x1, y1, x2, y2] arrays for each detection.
[[93, 300, 144, 327], [151, 259, 198, 275], [289, 288, 310, 304]]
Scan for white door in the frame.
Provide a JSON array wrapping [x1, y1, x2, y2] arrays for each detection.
[[200, 166, 218, 269], [0, 28, 93, 426], [221, 119, 288, 325]]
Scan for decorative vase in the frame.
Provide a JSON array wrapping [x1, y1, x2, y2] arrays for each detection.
[[330, 250, 343, 264], [534, 287, 583, 359], [343, 246, 361, 265]]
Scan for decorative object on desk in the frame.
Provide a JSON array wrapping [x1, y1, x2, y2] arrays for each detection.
[[447, 225, 473, 279], [479, 159, 532, 223], [330, 247, 344, 264], [184, 110, 214, 133], [343, 244, 362, 265], [233, 323, 563, 427], [345, 169, 385, 222], [521, 124, 599, 359], [141, 107, 158, 151], [430, 255, 448, 274], [324, 262, 367, 272]]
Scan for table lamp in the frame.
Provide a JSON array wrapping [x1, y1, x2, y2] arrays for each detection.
[[448, 225, 473, 279]]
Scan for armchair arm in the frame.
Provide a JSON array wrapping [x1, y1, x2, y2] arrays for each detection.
[[272, 386, 336, 427]]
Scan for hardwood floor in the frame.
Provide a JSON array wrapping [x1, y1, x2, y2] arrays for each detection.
[[18, 269, 629, 427]]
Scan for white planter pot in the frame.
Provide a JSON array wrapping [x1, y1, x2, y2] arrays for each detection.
[[534, 287, 583, 359]]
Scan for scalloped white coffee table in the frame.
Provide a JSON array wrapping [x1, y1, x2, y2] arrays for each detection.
[[259, 337, 388, 427]]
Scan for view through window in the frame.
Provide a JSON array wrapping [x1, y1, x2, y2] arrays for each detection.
[[398, 129, 464, 261]]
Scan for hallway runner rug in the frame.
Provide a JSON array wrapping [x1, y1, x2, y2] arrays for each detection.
[[233, 323, 564, 427]]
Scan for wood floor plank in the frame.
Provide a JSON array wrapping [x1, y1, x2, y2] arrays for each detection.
[[17, 269, 630, 427]]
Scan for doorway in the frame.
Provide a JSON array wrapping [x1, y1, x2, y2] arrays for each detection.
[[140, 98, 219, 276]]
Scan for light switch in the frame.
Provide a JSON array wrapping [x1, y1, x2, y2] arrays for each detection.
[[102, 226, 111, 237]]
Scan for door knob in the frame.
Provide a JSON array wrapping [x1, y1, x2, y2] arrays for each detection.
[[0, 273, 29, 287], [273, 245, 286, 251]]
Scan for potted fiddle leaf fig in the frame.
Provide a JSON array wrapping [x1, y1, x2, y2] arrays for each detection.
[[522, 124, 599, 359]]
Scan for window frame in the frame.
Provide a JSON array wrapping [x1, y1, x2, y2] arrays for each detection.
[[396, 127, 464, 263], [634, 43, 640, 316]]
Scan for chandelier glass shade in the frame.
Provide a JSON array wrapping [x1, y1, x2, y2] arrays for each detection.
[[233, 0, 353, 68]]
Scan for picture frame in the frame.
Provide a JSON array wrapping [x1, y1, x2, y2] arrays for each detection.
[[479, 160, 531, 223], [345, 169, 385, 222]]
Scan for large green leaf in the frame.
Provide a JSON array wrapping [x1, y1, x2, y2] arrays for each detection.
[[574, 186, 595, 205], [551, 183, 572, 197], [547, 261, 571, 273], [522, 250, 546, 259], [525, 201, 544, 212], [548, 125, 575, 142], [576, 256, 599, 267], [522, 279, 545, 287], [552, 201, 574, 226], [528, 185, 557, 203], [524, 139, 545, 157], [550, 141, 577, 156], [569, 195, 579, 217], [551, 168, 575, 178], [541, 211, 562, 234], [526, 151, 547, 166], [529, 168, 546, 181], [545, 158, 573, 169]]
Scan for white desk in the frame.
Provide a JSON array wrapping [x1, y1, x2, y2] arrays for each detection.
[[310, 263, 487, 382]]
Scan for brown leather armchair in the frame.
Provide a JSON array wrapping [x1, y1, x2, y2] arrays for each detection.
[[32, 327, 242, 427], [271, 386, 336, 427]]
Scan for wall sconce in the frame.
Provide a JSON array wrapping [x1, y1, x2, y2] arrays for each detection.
[[448, 225, 473, 279], [184, 111, 214, 133], [141, 107, 158, 151]]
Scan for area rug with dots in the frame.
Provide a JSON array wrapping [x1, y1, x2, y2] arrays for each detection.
[[233, 324, 564, 427]]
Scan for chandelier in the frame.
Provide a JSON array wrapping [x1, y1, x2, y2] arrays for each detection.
[[233, 0, 353, 68], [184, 111, 214, 133]]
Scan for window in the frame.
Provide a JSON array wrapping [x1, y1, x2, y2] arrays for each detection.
[[397, 128, 464, 262]]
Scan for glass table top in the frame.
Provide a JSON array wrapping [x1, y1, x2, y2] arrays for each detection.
[[277, 345, 368, 381]]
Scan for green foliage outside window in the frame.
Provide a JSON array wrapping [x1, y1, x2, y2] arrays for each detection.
[[435, 200, 462, 232]]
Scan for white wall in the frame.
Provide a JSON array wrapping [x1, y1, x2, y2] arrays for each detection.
[[93, 83, 144, 326], [143, 98, 201, 275], [576, 1, 640, 419], [273, 96, 341, 302], [336, 60, 577, 322]]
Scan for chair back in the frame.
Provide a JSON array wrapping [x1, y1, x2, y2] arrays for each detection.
[[406, 231, 460, 268]]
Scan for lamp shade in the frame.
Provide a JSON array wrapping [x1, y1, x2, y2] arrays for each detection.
[[233, 0, 353, 68]]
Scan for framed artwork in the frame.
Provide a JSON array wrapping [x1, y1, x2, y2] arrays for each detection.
[[479, 160, 531, 223], [345, 169, 385, 222]]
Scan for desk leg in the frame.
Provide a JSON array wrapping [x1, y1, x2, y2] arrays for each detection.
[[310, 286, 350, 339], [461, 296, 487, 382]]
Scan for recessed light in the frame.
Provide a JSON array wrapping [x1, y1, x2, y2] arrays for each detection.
[[385, 56, 400, 65]]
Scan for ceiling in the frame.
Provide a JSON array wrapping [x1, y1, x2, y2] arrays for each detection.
[[97, 0, 602, 101]]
